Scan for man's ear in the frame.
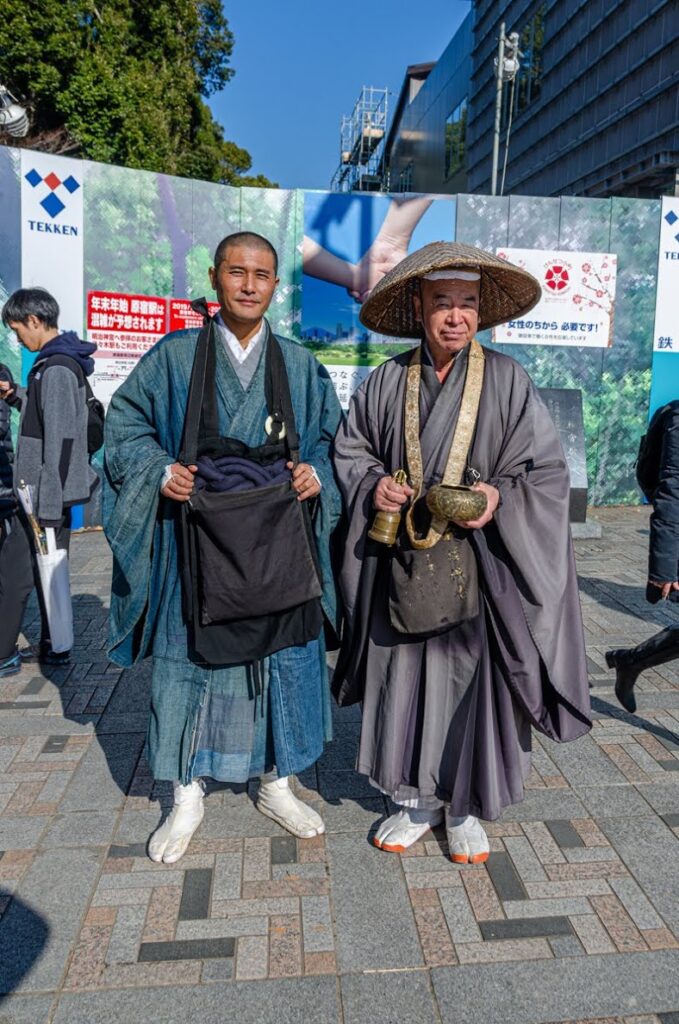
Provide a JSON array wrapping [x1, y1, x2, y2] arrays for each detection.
[[208, 266, 216, 290]]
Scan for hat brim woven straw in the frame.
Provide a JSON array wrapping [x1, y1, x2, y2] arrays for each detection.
[[359, 241, 541, 336]]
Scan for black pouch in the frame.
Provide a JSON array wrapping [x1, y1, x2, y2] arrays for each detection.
[[178, 301, 322, 666], [388, 514, 479, 637]]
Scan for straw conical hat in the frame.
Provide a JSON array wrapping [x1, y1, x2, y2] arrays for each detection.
[[359, 241, 541, 336]]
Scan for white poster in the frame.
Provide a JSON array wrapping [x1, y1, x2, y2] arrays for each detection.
[[652, 197, 679, 353], [493, 248, 617, 348], [20, 151, 85, 336]]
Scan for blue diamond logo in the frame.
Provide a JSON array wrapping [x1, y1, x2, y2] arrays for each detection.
[[40, 192, 65, 219], [62, 175, 80, 194], [675, 232, 679, 244], [25, 169, 42, 188], [666, 210, 679, 226]]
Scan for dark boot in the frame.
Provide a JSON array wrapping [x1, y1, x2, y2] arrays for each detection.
[[606, 627, 679, 713]]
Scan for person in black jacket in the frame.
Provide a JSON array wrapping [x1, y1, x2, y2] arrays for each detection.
[[0, 363, 35, 677], [606, 402, 679, 712]]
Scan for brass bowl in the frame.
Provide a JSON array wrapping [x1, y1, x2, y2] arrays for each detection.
[[425, 484, 487, 523]]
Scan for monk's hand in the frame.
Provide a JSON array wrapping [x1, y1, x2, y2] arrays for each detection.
[[374, 474, 415, 513], [0, 380, 14, 401], [648, 579, 679, 600], [161, 463, 197, 502], [454, 482, 500, 530], [288, 461, 321, 502]]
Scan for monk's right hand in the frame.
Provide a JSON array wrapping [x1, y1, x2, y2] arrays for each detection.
[[373, 475, 414, 513], [161, 463, 197, 502]]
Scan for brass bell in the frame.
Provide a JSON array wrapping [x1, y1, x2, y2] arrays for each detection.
[[425, 484, 487, 523], [368, 470, 408, 546]]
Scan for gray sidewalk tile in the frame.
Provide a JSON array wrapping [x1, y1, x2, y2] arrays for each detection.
[[0, 996, 55, 1022], [0, 816, 49, 850], [578, 783, 657, 817], [301, 895, 334, 953], [341, 972, 439, 1024], [598, 816, 679, 935], [53, 976, 341, 1024], [327, 832, 423, 971], [431, 949, 679, 1023], [59, 732, 144, 811], [0, 847, 102, 993], [542, 733, 628, 787], [40, 810, 118, 847]]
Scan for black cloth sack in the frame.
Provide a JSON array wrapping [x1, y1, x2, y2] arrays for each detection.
[[178, 303, 322, 667]]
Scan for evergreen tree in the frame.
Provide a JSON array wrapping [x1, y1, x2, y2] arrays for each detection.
[[0, 0, 276, 187]]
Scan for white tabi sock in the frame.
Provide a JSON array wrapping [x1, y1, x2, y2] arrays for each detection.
[[445, 810, 489, 864], [148, 779, 205, 864], [373, 806, 444, 853], [256, 773, 325, 839]]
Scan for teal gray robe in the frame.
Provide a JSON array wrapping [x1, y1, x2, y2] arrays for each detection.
[[103, 324, 343, 783]]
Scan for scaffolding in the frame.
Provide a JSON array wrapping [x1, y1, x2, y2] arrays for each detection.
[[331, 86, 389, 193]]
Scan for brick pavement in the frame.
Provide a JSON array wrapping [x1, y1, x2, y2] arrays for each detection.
[[0, 506, 678, 1022]]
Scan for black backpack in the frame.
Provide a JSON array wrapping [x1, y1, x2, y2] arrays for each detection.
[[32, 354, 105, 456], [636, 400, 679, 500]]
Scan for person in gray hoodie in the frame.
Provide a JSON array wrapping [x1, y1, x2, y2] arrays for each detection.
[[0, 287, 99, 665]]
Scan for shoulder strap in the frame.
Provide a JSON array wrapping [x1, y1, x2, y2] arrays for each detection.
[[178, 313, 215, 465], [267, 332, 300, 464]]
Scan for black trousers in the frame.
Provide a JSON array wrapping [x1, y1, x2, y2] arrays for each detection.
[[0, 512, 35, 661], [33, 511, 72, 646]]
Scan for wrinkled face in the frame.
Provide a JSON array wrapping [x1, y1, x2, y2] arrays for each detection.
[[7, 316, 44, 352], [209, 244, 279, 328], [413, 277, 480, 361]]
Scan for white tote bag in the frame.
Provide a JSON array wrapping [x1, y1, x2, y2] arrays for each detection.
[[36, 529, 73, 653]]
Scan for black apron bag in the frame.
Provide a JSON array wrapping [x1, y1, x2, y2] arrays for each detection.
[[178, 302, 322, 667]]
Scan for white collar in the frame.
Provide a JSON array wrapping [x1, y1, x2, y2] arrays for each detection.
[[214, 313, 266, 364]]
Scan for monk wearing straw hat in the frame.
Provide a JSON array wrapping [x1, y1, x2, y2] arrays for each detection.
[[332, 241, 591, 861]]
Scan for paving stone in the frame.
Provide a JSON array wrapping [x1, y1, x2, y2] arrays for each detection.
[[578, 785, 656, 818], [454, 937, 553, 963], [138, 937, 235, 962], [636, 783, 679, 815], [201, 957, 234, 982], [105, 904, 146, 964], [235, 935, 268, 979], [0, 995, 55, 1022], [211, 850, 242, 900], [485, 851, 527, 901], [300, 895, 334, 953], [59, 732, 144, 811], [53, 976, 341, 1023], [212, 897, 299, 918], [108, 843, 149, 858], [327, 833, 422, 972], [313, 796, 387, 833], [178, 868, 212, 920], [97, 869, 184, 889], [504, 836, 549, 882], [479, 916, 573, 941], [609, 877, 665, 931], [543, 734, 629, 787], [549, 934, 586, 956], [503, 897, 593, 919], [545, 819, 586, 848], [439, 886, 482, 943], [176, 917, 268, 939], [569, 913, 617, 954], [341, 971, 440, 1024], [269, 913, 302, 977], [40, 810, 118, 848], [500, 789, 587, 821], [598, 816, 679, 937], [271, 836, 297, 865], [431, 949, 679, 1023], [0, 847, 102, 993], [0, 815, 49, 850]]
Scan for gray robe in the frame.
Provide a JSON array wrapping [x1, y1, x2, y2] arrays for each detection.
[[333, 342, 591, 821]]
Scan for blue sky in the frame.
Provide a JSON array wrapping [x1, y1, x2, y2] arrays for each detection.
[[209, 1, 471, 191]]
